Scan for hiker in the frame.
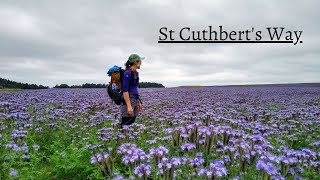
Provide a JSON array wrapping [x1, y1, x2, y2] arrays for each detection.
[[120, 54, 144, 128]]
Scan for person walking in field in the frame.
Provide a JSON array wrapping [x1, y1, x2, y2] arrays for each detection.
[[120, 54, 143, 128]]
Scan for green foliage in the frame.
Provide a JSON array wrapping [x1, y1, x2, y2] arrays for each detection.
[[82, 83, 107, 88], [0, 113, 104, 179], [47, 142, 99, 179], [0, 88, 24, 92], [0, 78, 48, 89], [54, 82, 165, 88], [139, 82, 165, 88], [54, 84, 70, 88]]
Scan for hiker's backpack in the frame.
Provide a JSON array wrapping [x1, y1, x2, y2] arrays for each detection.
[[106, 65, 138, 105]]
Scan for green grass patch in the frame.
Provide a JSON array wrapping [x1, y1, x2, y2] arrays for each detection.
[[0, 88, 24, 92]]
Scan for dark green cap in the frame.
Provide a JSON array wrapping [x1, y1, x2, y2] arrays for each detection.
[[127, 54, 145, 63]]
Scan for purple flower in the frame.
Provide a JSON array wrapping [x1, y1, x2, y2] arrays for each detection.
[[5, 142, 29, 152], [11, 129, 27, 139], [288, 167, 295, 175], [90, 152, 109, 164], [256, 159, 278, 176], [117, 143, 137, 155], [260, 152, 280, 163], [149, 146, 169, 157], [189, 157, 204, 167], [198, 168, 207, 176], [134, 164, 151, 178], [297, 167, 304, 174], [21, 154, 30, 159], [122, 148, 149, 164], [158, 157, 181, 171], [9, 169, 18, 176], [113, 176, 126, 180], [224, 145, 237, 153], [180, 143, 196, 151], [208, 160, 228, 177], [310, 141, 320, 147], [32, 144, 40, 151], [294, 176, 303, 180]]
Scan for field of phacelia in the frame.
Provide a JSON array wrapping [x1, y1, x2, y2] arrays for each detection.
[[0, 87, 319, 180]]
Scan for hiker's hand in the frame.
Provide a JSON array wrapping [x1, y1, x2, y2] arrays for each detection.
[[127, 106, 133, 116], [138, 101, 142, 112]]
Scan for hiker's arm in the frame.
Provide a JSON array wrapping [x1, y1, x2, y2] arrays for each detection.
[[138, 98, 142, 112], [123, 92, 131, 107]]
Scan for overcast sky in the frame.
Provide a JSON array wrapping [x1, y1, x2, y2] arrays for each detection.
[[0, 0, 319, 87]]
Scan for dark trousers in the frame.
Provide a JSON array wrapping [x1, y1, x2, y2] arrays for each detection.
[[120, 116, 136, 128]]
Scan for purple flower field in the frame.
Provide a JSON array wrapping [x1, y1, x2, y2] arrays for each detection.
[[0, 87, 319, 179]]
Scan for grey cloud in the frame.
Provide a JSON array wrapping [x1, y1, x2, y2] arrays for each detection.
[[0, 0, 319, 87]]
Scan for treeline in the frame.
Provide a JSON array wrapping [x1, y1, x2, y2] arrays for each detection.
[[54, 83, 107, 88], [54, 82, 165, 88], [0, 78, 49, 89], [139, 82, 165, 88], [0, 77, 164, 89]]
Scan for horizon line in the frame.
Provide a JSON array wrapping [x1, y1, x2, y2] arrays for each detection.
[[170, 82, 320, 88]]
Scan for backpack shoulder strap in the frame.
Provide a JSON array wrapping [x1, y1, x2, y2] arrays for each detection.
[[119, 68, 125, 91], [136, 72, 139, 84]]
